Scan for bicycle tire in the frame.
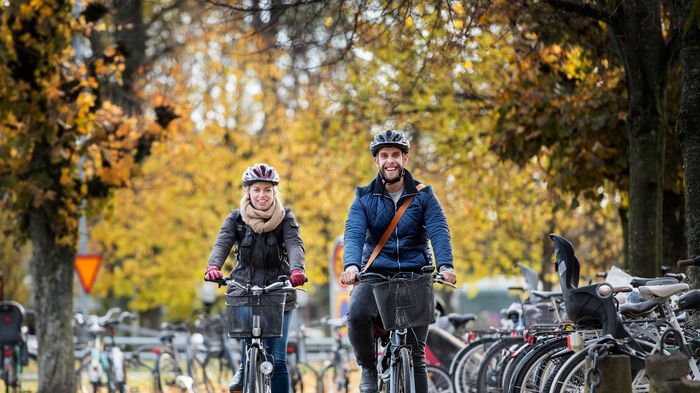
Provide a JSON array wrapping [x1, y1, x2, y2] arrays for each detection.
[[320, 358, 349, 393], [290, 364, 304, 393], [501, 341, 533, 392], [450, 337, 497, 393], [426, 365, 454, 393], [245, 346, 260, 393], [509, 337, 568, 393], [475, 336, 524, 393], [205, 350, 236, 390], [548, 346, 651, 393], [397, 347, 414, 393], [190, 358, 214, 393], [155, 351, 180, 393]]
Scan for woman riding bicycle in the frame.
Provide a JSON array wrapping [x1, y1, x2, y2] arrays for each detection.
[[340, 130, 457, 393], [204, 163, 306, 393]]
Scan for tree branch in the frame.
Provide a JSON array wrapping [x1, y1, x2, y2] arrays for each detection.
[[204, 0, 328, 14], [542, 0, 612, 22]]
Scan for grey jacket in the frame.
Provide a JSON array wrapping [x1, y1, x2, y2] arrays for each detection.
[[207, 208, 305, 309]]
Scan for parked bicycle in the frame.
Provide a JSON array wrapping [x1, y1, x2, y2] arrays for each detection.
[[192, 308, 239, 390], [316, 317, 353, 393], [357, 268, 455, 393], [130, 320, 214, 393], [74, 308, 133, 393], [0, 300, 27, 393], [288, 321, 322, 393]]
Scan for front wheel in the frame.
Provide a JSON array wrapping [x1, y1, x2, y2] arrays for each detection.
[[244, 347, 260, 393], [394, 347, 414, 393]]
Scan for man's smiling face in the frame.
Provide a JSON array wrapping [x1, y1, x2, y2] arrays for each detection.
[[374, 146, 408, 183]]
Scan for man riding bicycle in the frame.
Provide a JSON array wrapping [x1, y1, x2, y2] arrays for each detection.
[[340, 129, 457, 393]]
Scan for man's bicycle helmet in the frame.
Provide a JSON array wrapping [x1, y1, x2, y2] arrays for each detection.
[[369, 129, 410, 156], [242, 163, 280, 187]]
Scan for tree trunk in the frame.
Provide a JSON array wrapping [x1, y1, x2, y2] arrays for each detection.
[[111, 0, 146, 115], [617, 1, 667, 277], [28, 211, 76, 393], [619, 206, 629, 270], [677, 0, 700, 289], [662, 188, 687, 270]]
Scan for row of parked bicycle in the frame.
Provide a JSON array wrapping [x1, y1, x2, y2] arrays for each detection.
[[435, 234, 700, 393]]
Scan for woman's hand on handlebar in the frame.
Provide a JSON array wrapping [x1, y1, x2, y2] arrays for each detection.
[[204, 264, 223, 281]]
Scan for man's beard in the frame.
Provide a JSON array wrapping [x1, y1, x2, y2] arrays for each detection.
[[380, 165, 404, 184]]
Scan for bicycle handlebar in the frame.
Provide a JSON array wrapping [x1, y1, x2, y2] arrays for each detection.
[[205, 275, 293, 293], [677, 256, 700, 268], [356, 271, 457, 289]]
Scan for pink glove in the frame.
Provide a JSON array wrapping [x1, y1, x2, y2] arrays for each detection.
[[290, 270, 306, 287], [204, 265, 223, 281]]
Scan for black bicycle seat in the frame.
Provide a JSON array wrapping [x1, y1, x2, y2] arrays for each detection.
[[446, 313, 476, 328], [619, 299, 663, 318], [629, 277, 679, 287]]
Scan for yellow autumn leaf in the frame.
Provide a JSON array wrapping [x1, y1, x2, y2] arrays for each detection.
[[405, 16, 414, 28], [454, 19, 464, 29], [453, 2, 465, 14], [325, 16, 333, 28]]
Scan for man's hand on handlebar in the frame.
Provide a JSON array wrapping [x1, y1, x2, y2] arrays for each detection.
[[340, 266, 359, 285], [439, 266, 457, 285]]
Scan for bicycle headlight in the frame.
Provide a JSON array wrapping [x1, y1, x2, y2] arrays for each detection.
[[260, 361, 274, 375]]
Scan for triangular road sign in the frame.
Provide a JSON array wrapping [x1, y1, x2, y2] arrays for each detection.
[[75, 254, 102, 294]]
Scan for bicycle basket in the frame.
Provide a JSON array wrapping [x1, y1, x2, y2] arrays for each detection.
[[225, 292, 286, 338], [371, 274, 435, 331], [0, 301, 24, 345]]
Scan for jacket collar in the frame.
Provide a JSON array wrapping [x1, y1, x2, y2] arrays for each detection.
[[371, 169, 420, 196]]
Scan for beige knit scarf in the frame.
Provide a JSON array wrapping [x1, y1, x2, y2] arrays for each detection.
[[240, 192, 285, 234]]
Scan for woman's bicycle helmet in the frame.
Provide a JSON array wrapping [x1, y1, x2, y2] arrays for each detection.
[[242, 163, 280, 187], [369, 130, 411, 156]]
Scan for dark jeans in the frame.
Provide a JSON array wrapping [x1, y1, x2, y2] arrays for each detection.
[[347, 281, 429, 393], [237, 310, 292, 393]]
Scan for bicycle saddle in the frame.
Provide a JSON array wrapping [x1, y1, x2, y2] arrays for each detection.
[[630, 277, 679, 287], [530, 290, 563, 301], [446, 313, 476, 329], [619, 298, 664, 318], [638, 283, 689, 299]]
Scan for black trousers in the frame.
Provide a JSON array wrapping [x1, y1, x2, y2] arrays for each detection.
[[347, 281, 429, 393]]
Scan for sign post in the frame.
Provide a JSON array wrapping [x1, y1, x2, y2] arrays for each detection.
[[329, 237, 352, 320]]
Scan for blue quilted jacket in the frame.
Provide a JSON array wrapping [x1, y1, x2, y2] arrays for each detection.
[[343, 170, 454, 273]]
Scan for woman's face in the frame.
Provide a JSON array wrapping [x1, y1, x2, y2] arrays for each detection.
[[248, 182, 275, 210]]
